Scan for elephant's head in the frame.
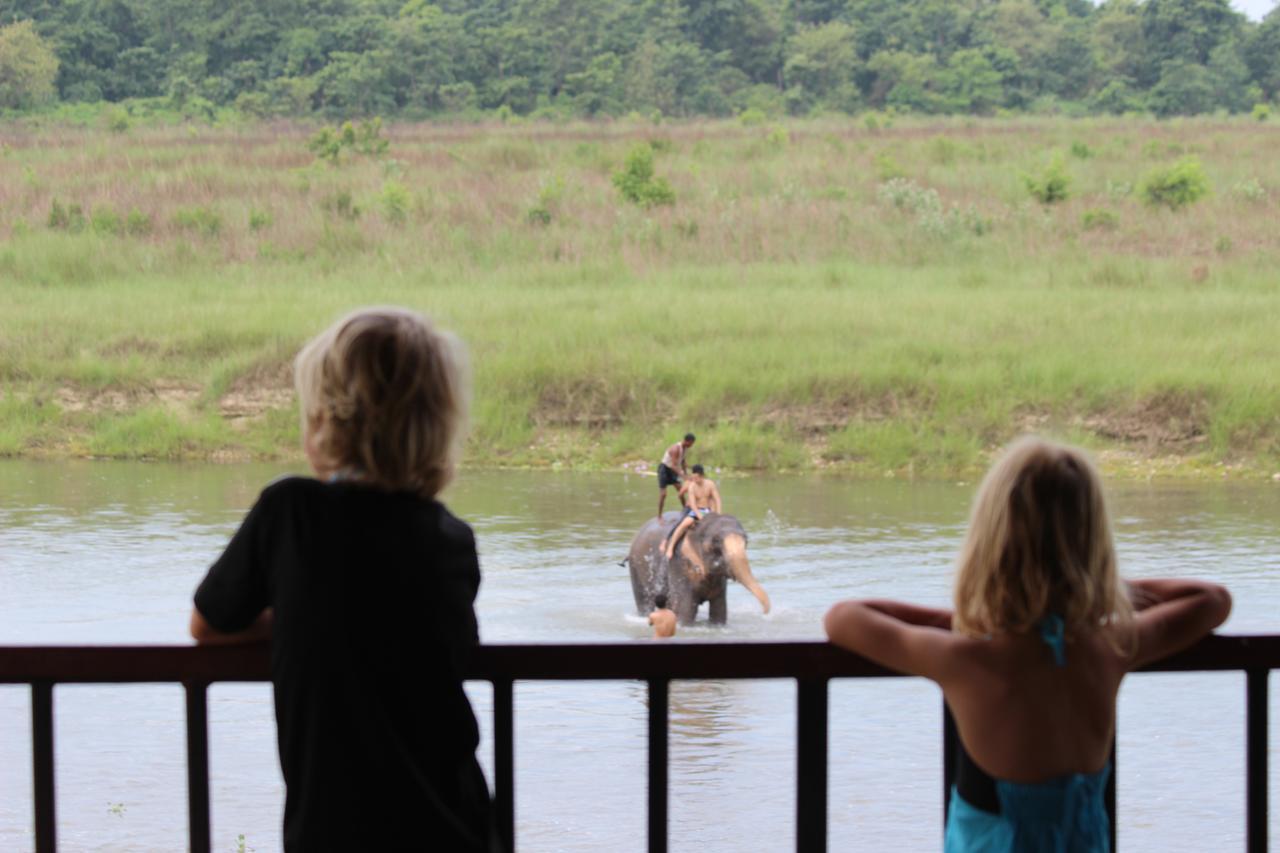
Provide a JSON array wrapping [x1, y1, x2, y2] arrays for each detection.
[[686, 514, 771, 615]]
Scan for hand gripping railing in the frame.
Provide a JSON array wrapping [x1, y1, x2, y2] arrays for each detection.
[[2, 635, 1277, 853]]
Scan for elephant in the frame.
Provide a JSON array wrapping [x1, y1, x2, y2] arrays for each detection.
[[626, 512, 770, 626]]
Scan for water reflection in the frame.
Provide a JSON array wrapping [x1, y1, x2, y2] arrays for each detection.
[[1, 461, 1279, 851]]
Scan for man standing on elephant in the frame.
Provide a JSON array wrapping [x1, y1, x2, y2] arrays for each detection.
[[656, 433, 695, 518]]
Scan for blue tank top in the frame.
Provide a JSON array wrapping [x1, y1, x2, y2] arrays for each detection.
[[943, 615, 1111, 853]]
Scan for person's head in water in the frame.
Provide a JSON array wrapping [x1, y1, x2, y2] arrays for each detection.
[[682, 433, 696, 448], [654, 593, 668, 610], [690, 464, 705, 481], [952, 437, 1132, 643], [294, 307, 469, 498]]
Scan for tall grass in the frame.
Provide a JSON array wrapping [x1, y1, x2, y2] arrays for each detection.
[[0, 117, 1277, 475]]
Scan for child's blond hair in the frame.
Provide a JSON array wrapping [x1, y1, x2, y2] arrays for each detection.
[[953, 437, 1133, 644], [294, 307, 469, 498]]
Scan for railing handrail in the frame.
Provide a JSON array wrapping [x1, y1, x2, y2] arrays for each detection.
[[2, 633, 1279, 683], [3, 634, 1276, 853]]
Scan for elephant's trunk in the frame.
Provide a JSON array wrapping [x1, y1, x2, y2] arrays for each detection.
[[724, 534, 770, 615]]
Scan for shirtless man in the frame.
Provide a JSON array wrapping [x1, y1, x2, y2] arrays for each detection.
[[663, 465, 721, 560], [648, 594, 677, 639], [656, 433, 695, 518]]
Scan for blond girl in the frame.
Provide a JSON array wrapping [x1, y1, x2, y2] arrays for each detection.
[[191, 308, 498, 851], [824, 437, 1230, 851]]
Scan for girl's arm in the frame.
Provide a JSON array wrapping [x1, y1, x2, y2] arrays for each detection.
[[190, 607, 273, 645], [824, 599, 958, 681], [1127, 578, 1232, 669]]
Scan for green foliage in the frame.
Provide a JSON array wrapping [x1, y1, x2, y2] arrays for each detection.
[[1140, 158, 1210, 210], [307, 119, 387, 165], [1254, 103, 1272, 122], [738, 108, 767, 126], [248, 209, 272, 232], [105, 107, 130, 134], [1070, 141, 1093, 159], [321, 190, 361, 221], [125, 209, 152, 237], [1232, 177, 1267, 203], [172, 206, 223, 237], [0, 21, 58, 110], [90, 207, 122, 236], [47, 199, 85, 232], [612, 145, 675, 208], [874, 152, 906, 181], [1081, 209, 1119, 231], [526, 176, 565, 227], [1024, 160, 1071, 205], [379, 180, 410, 225]]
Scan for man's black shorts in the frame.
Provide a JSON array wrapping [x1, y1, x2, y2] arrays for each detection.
[[657, 464, 682, 489]]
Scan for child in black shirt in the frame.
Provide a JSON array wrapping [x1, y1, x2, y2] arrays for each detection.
[[191, 308, 498, 852]]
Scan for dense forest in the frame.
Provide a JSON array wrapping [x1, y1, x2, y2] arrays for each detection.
[[0, 0, 1278, 119]]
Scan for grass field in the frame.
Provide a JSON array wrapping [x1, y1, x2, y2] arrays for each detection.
[[1, 116, 1278, 477]]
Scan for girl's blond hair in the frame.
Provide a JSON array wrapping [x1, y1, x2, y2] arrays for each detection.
[[953, 437, 1133, 643], [294, 307, 469, 498]]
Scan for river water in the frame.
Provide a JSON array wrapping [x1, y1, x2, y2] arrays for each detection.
[[0, 461, 1277, 851]]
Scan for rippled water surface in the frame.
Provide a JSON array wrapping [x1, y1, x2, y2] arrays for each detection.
[[1, 461, 1278, 851]]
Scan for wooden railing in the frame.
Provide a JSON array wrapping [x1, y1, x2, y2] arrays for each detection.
[[2, 635, 1277, 852]]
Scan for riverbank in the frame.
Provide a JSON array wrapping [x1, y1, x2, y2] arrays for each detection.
[[1, 119, 1278, 478]]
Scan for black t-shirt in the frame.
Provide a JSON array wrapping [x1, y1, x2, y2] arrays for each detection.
[[194, 476, 495, 852]]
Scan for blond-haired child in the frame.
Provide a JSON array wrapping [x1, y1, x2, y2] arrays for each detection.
[[825, 436, 1230, 851], [191, 307, 497, 851]]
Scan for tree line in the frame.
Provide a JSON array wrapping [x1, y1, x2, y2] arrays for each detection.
[[1, 0, 1278, 119]]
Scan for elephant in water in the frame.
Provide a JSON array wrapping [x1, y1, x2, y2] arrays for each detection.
[[626, 512, 771, 626]]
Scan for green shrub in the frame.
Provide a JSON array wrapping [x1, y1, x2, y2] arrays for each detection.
[[927, 136, 959, 165], [248, 208, 272, 231], [1024, 160, 1070, 204], [1253, 103, 1272, 122], [172, 206, 223, 236], [1140, 158, 1209, 210], [738, 108, 767, 127], [90, 207, 122, 235], [379, 180, 410, 225], [877, 178, 941, 215], [48, 199, 86, 232], [1069, 141, 1093, 159], [1232, 178, 1267, 203], [612, 144, 675, 207], [765, 125, 789, 149], [125, 209, 152, 236], [307, 118, 388, 165], [105, 108, 130, 134], [321, 190, 361, 220], [1081, 209, 1118, 231], [525, 205, 552, 226], [874, 152, 906, 181]]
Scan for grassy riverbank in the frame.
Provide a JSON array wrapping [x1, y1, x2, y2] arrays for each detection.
[[1, 118, 1278, 477]]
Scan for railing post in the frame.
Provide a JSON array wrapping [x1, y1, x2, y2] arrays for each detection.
[[494, 679, 515, 853], [32, 682, 55, 853], [648, 678, 669, 853], [185, 682, 211, 853], [1246, 668, 1268, 853], [796, 679, 828, 853]]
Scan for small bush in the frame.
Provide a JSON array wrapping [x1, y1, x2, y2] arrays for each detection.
[[172, 206, 223, 237], [248, 209, 272, 231], [90, 208, 122, 236], [125, 209, 152, 236], [738, 108, 767, 126], [765, 125, 789, 149], [307, 118, 388, 165], [1253, 103, 1272, 122], [1232, 178, 1267, 204], [1024, 160, 1070, 204], [321, 190, 361, 221], [1070, 141, 1093, 159], [48, 199, 86, 232], [874, 152, 906, 181], [612, 145, 675, 208], [877, 178, 941, 215], [105, 108, 130, 134], [379, 180, 411, 225], [927, 137, 959, 165], [1140, 158, 1209, 210], [1081, 209, 1118, 231]]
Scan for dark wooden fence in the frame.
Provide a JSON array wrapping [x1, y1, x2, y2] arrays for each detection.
[[2, 635, 1277, 852]]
